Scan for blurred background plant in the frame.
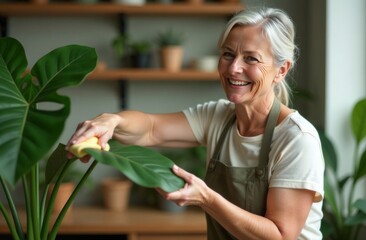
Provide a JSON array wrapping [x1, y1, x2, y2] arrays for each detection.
[[319, 97, 366, 240]]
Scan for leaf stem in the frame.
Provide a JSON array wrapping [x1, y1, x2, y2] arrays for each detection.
[[22, 176, 34, 240], [0, 201, 21, 240], [0, 176, 25, 240], [30, 165, 41, 239], [40, 160, 73, 240], [48, 160, 98, 240]]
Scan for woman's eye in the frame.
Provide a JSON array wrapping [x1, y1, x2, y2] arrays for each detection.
[[244, 56, 259, 64], [222, 52, 234, 59]]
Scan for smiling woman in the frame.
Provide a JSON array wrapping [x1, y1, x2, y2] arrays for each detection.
[[65, 8, 324, 240]]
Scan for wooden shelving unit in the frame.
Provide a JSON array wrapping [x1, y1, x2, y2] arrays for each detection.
[[0, 2, 241, 81], [0, 3, 243, 16], [89, 68, 219, 81]]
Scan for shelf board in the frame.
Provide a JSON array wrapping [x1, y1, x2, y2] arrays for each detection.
[[0, 3, 244, 17], [88, 69, 219, 81]]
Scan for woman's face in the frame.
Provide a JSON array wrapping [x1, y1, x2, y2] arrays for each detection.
[[218, 25, 280, 105]]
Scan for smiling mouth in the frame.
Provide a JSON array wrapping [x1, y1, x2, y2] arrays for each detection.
[[228, 78, 251, 86]]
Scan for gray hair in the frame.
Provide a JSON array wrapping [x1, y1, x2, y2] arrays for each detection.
[[218, 8, 298, 106]]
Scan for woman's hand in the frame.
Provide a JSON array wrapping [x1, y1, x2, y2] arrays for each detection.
[[66, 113, 120, 162], [157, 165, 212, 207]]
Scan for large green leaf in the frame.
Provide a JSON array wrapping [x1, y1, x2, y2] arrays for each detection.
[[45, 144, 71, 184], [318, 129, 338, 173], [85, 141, 185, 192], [0, 37, 97, 184], [351, 98, 366, 144]]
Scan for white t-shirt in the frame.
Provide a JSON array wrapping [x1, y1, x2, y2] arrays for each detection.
[[183, 99, 325, 240]]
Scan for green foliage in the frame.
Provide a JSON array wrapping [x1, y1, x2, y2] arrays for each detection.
[[85, 141, 185, 192], [0, 37, 184, 240], [0, 36, 97, 240], [157, 28, 184, 47], [158, 146, 207, 179], [111, 34, 152, 58], [319, 98, 366, 240], [0, 37, 97, 185]]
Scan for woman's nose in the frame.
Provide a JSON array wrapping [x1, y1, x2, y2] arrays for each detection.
[[228, 57, 244, 73]]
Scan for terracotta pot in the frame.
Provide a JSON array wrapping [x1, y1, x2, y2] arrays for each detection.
[[160, 46, 184, 72], [48, 182, 74, 215], [102, 178, 132, 212]]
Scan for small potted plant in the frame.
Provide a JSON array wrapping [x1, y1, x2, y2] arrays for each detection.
[[157, 28, 185, 72], [46, 162, 94, 216], [130, 40, 152, 68], [112, 34, 152, 68], [101, 175, 132, 212]]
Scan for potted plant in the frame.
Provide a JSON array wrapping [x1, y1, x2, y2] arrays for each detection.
[[319, 97, 366, 240], [101, 176, 132, 212], [157, 28, 185, 72], [0, 37, 185, 240], [112, 34, 152, 68], [46, 162, 94, 216]]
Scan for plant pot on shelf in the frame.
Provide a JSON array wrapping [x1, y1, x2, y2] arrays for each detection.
[[48, 182, 75, 216], [160, 46, 184, 72], [157, 29, 185, 72], [102, 178, 132, 212], [111, 34, 152, 68], [131, 52, 152, 68]]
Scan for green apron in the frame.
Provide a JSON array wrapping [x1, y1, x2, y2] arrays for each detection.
[[204, 99, 281, 240]]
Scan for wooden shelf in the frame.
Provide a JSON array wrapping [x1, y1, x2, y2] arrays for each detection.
[[0, 207, 207, 240], [88, 69, 219, 81], [0, 3, 244, 17]]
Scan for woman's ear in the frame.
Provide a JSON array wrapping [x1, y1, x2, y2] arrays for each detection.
[[274, 60, 291, 83]]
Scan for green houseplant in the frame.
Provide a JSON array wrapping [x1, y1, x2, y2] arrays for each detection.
[[157, 29, 185, 72], [0, 37, 184, 240], [319, 97, 366, 239], [112, 34, 152, 68]]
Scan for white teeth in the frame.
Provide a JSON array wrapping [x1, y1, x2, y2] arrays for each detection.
[[228, 79, 251, 86]]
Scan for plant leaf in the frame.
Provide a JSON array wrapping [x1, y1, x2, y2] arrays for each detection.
[[355, 149, 366, 181], [324, 175, 339, 217], [0, 37, 97, 184], [85, 141, 185, 192], [351, 98, 366, 144], [318, 129, 338, 173], [344, 211, 366, 226], [45, 143, 70, 184], [353, 199, 366, 214], [338, 175, 351, 191]]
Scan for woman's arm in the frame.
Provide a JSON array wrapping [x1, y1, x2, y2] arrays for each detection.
[[163, 165, 314, 240], [66, 111, 199, 157]]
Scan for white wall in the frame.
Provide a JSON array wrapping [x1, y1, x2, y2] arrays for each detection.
[[325, 0, 366, 188]]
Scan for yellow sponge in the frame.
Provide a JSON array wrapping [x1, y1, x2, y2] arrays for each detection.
[[69, 137, 110, 158]]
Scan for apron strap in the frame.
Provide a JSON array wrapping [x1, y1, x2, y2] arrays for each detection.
[[211, 114, 236, 162], [258, 98, 281, 167], [208, 98, 281, 171]]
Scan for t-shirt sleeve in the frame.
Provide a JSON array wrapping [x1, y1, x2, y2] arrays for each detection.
[[269, 131, 325, 202], [182, 99, 234, 145]]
